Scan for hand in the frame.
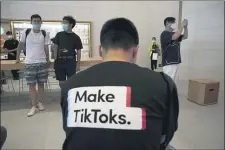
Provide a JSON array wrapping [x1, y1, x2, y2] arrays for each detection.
[[184, 19, 188, 28], [182, 19, 188, 28]]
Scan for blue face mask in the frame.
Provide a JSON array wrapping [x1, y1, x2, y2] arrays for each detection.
[[62, 24, 69, 31], [33, 24, 41, 30]]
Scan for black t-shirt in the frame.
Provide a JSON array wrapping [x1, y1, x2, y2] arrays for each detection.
[[160, 31, 183, 66], [3, 39, 19, 50], [60, 61, 179, 150], [54, 31, 83, 58], [3, 39, 19, 59]]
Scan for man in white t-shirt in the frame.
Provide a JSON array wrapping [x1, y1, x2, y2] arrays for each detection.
[[16, 14, 50, 117]]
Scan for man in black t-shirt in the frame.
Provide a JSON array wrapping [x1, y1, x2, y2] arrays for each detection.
[[3, 31, 19, 80], [160, 17, 188, 81], [61, 18, 179, 150], [53, 16, 83, 87]]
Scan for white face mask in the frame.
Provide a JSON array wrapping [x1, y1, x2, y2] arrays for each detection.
[[171, 23, 177, 30], [8, 35, 13, 39], [152, 40, 156, 43]]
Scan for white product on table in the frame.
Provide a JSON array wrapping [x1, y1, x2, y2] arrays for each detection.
[[0, 55, 8, 60]]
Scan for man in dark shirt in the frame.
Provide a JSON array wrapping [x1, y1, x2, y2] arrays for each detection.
[[160, 17, 188, 81], [60, 18, 179, 150], [53, 16, 83, 87], [3, 31, 19, 80]]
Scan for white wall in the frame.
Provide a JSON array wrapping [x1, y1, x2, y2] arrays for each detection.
[[1, 1, 179, 68], [180, 1, 224, 91]]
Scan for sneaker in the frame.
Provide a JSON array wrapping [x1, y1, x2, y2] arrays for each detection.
[[37, 102, 45, 111], [27, 106, 38, 117]]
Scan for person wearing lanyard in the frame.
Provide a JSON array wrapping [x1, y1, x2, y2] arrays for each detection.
[[149, 37, 160, 71], [3, 31, 19, 80]]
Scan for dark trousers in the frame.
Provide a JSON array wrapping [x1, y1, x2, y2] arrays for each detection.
[[151, 59, 157, 71], [11, 70, 19, 79], [54, 58, 76, 81], [8, 53, 19, 79], [0, 126, 7, 149]]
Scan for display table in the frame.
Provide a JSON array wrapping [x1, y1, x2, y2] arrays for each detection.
[[1, 58, 102, 70]]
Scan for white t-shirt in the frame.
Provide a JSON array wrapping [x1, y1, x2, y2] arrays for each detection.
[[20, 29, 50, 64]]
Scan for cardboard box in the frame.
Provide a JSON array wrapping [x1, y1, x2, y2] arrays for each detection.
[[187, 79, 220, 105]]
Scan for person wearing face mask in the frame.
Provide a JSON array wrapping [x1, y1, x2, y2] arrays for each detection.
[[16, 14, 50, 117], [149, 37, 160, 71], [53, 16, 83, 88], [60, 18, 179, 150], [3, 31, 19, 80], [160, 17, 188, 81]]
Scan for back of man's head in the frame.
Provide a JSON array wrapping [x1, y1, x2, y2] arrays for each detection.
[[100, 18, 139, 51]]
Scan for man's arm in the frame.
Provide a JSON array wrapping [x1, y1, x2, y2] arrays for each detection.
[[2, 41, 8, 53], [76, 50, 81, 68], [172, 26, 184, 41], [182, 27, 188, 40], [148, 44, 152, 56], [75, 36, 83, 71], [44, 45, 50, 62], [53, 33, 59, 60], [16, 42, 24, 61], [16, 31, 26, 62], [53, 44, 58, 60], [172, 19, 188, 41], [44, 33, 50, 62]]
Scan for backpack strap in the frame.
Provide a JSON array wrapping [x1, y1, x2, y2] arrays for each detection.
[[25, 29, 31, 42], [41, 30, 46, 38], [25, 29, 46, 41]]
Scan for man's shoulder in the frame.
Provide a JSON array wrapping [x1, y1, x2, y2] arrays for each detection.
[[13, 39, 19, 42], [161, 30, 171, 36], [72, 33, 81, 39], [4, 40, 9, 44], [56, 31, 65, 36]]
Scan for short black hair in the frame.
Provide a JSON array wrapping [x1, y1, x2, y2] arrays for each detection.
[[63, 16, 76, 28], [31, 14, 42, 21], [152, 37, 156, 40], [164, 17, 176, 26], [6, 31, 12, 35], [100, 18, 139, 51]]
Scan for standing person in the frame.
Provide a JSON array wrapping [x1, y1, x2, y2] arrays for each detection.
[[149, 37, 160, 71], [3, 31, 19, 80], [160, 17, 188, 81], [60, 18, 179, 150], [53, 16, 83, 87], [16, 14, 50, 117]]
